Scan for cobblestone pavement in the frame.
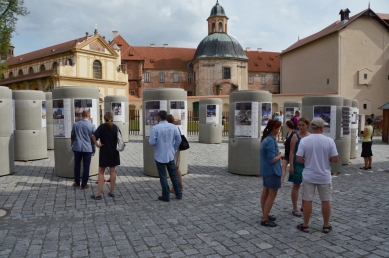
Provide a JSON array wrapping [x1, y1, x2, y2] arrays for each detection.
[[0, 136, 389, 258]]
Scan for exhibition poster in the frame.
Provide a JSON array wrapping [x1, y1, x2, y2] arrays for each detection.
[[42, 101, 47, 129], [74, 99, 99, 129], [350, 107, 359, 130], [53, 99, 71, 138], [313, 105, 336, 139], [111, 102, 125, 122], [12, 100, 15, 131], [234, 102, 259, 138], [170, 100, 187, 136], [261, 102, 272, 133], [206, 104, 219, 125], [341, 106, 351, 138], [145, 100, 167, 137], [285, 107, 298, 125]]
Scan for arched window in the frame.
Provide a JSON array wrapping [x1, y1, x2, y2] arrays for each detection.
[[93, 60, 102, 79], [9, 72, 13, 78], [18, 69, 23, 76], [67, 59, 73, 66], [212, 23, 215, 33], [52, 62, 58, 70], [29, 67, 34, 74], [40, 64, 46, 72], [218, 22, 223, 32]]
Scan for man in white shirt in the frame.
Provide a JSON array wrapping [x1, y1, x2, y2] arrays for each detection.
[[295, 118, 339, 233]]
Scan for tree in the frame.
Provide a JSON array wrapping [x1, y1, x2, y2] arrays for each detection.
[[0, 0, 28, 77]]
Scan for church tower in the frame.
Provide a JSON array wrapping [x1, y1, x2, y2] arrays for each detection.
[[207, 0, 228, 34]]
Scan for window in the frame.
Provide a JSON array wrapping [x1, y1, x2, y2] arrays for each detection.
[[130, 90, 135, 96], [187, 91, 193, 96], [40, 64, 46, 72], [159, 72, 165, 83], [52, 62, 58, 71], [223, 67, 231, 79], [67, 59, 73, 66], [273, 75, 279, 85], [363, 104, 367, 109], [9, 72, 13, 78], [93, 60, 102, 79], [18, 69, 23, 76], [261, 76, 266, 84], [218, 22, 223, 32], [212, 23, 215, 32], [364, 74, 367, 80], [144, 72, 150, 82], [188, 73, 192, 83], [248, 75, 254, 84], [29, 67, 34, 74], [173, 73, 178, 83]]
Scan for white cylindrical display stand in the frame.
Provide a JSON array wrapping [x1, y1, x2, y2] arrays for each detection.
[[302, 96, 343, 174], [350, 100, 359, 159], [104, 95, 129, 142], [142, 88, 188, 177], [228, 90, 272, 176], [45, 92, 54, 149], [12, 90, 47, 161], [341, 98, 352, 165], [52, 86, 100, 178], [0, 86, 14, 175], [199, 98, 223, 144]]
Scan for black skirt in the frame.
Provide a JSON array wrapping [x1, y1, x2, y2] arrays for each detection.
[[93, 124, 121, 167], [361, 142, 373, 157]]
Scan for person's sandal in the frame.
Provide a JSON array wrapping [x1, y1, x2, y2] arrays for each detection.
[[292, 209, 302, 217], [261, 220, 277, 227], [261, 215, 276, 222], [297, 223, 309, 233], [323, 225, 332, 233], [360, 167, 368, 170], [108, 193, 115, 198], [91, 195, 102, 200]]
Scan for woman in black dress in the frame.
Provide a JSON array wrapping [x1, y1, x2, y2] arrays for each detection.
[[91, 112, 120, 200]]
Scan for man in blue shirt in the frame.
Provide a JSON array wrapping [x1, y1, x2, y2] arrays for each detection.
[[71, 110, 96, 189], [149, 110, 182, 202]]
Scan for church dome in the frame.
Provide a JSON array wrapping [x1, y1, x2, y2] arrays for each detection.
[[210, 1, 226, 17], [191, 33, 248, 62]]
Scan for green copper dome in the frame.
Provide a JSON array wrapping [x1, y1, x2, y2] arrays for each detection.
[[210, 1, 226, 17]]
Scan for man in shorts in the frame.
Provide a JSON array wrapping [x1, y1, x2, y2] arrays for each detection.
[[295, 118, 339, 233]]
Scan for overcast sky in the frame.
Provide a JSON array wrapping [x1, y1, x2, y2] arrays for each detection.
[[11, 0, 389, 56]]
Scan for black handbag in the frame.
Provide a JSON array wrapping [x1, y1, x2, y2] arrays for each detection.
[[178, 128, 190, 151]]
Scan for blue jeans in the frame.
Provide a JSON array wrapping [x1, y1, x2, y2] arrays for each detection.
[[155, 160, 182, 200], [74, 151, 92, 187]]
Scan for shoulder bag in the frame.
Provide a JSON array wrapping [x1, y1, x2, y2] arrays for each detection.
[[116, 127, 126, 152], [178, 127, 190, 151]]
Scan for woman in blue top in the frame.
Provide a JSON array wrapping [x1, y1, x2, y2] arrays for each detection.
[[260, 119, 284, 227]]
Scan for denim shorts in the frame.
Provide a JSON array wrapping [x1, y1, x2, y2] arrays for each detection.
[[262, 174, 282, 189]]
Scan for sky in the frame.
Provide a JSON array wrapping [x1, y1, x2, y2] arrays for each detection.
[[10, 0, 389, 56]]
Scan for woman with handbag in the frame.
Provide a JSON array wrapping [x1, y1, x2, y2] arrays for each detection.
[[90, 112, 121, 200], [167, 115, 184, 193]]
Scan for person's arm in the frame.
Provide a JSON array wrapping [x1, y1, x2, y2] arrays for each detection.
[[330, 156, 339, 163], [91, 134, 103, 148], [173, 127, 182, 152], [264, 139, 284, 165], [149, 127, 157, 146], [329, 140, 339, 163], [289, 134, 297, 173], [295, 139, 305, 164], [360, 127, 368, 137]]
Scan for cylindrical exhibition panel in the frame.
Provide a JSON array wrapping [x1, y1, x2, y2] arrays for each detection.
[[341, 98, 352, 165], [199, 98, 223, 144], [104, 95, 129, 142], [283, 101, 302, 138], [0, 86, 14, 175], [302, 96, 343, 174], [13, 90, 47, 161], [228, 90, 272, 176], [45, 92, 54, 149], [143, 89, 188, 177], [350, 100, 359, 159], [52, 86, 100, 178]]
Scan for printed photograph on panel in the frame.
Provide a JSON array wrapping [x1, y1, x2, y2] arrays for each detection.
[[261, 103, 272, 126], [235, 102, 252, 125], [145, 101, 160, 126], [170, 101, 185, 126], [42, 101, 47, 128], [74, 99, 93, 123], [285, 107, 296, 121], [313, 106, 331, 133], [111, 102, 122, 116], [53, 100, 65, 137], [206, 104, 217, 124]]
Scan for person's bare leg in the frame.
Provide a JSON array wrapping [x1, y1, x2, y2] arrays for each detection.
[[261, 187, 269, 218], [291, 184, 301, 210], [303, 200, 312, 227], [281, 160, 288, 186], [109, 166, 116, 195], [262, 189, 278, 221], [322, 201, 331, 227], [368, 157, 372, 168], [364, 157, 369, 168], [176, 166, 183, 188], [97, 167, 105, 196]]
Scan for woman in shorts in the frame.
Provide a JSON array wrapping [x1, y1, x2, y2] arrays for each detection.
[[260, 119, 284, 227], [289, 117, 310, 217]]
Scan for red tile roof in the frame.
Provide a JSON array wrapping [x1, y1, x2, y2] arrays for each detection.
[[281, 8, 389, 55], [0, 69, 53, 85], [245, 51, 280, 73]]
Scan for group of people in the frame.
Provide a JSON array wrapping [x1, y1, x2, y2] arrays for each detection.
[[260, 116, 339, 233], [70, 110, 183, 201]]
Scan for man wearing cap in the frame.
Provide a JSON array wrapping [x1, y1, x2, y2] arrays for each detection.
[[295, 118, 339, 233]]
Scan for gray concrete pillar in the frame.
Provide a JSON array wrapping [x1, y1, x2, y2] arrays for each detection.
[[302, 95, 343, 173], [341, 98, 352, 165], [283, 101, 301, 138], [142, 89, 188, 177], [350, 100, 359, 159], [12, 90, 47, 161], [45, 92, 54, 149], [52, 86, 100, 178], [104, 95, 129, 142], [199, 98, 223, 144], [0, 86, 14, 175], [228, 90, 272, 176]]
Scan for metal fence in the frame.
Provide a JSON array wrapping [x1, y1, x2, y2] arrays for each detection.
[[129, 109, 140, 135]]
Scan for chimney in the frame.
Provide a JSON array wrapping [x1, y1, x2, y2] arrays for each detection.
[[246, 47, 250, 51], [112, 30, 118, 39], [339, 9, 351, 25], [150, 43, 155, 48], [163, 43, 168, 48], [257, 48, 262, 52]]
